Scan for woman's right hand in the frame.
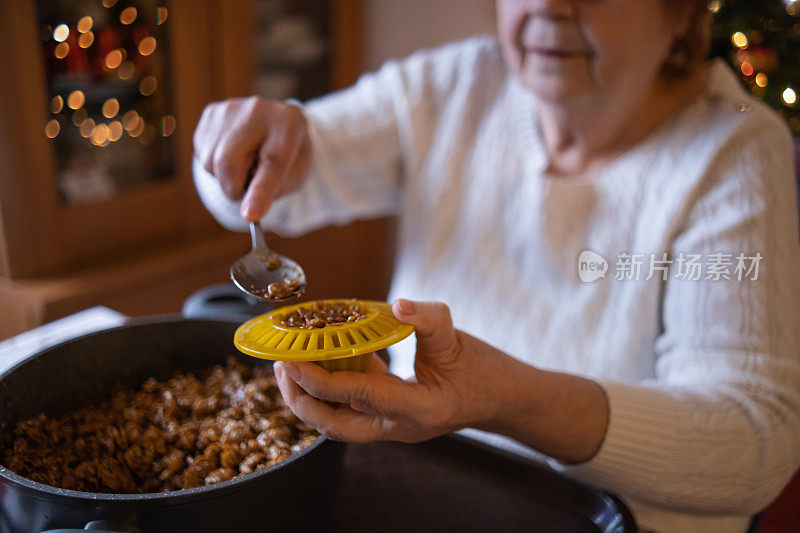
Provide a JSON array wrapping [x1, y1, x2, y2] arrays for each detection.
[[193, 96, 311, 221]]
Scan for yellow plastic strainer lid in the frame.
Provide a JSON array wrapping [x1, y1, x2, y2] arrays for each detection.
[[234, 299, 414, 362]]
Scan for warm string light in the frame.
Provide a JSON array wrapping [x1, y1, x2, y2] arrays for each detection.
[[109, 121, 123, 141], [687, 3, 797, 133], [45, 5, 174, 149], [105, 49, 123, 69], [45, 119, 60, 138], [122, 110, 141, 133], [731, 31, 748, 48], [53, 24, 69, 42], [120, 7, 137, 25], [91, 123, 110, 146], [78, 31, 94, 48], [77, 16, 93, 34], [138, 36, 157, 56], [128, 118, 145, 138], [161, 115, 176, 136], [102, 98, 120, 119], [51, 116, 129, 146], [67, 90, 84, 110], [54, 42, 69, 59], [79, 118, 95, 138], [47, 106, 169, 147], [50, 95, 63, 114]]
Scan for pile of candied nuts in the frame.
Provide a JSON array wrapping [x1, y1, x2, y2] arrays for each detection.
[[280, 300, 366, 329], [1, 358, 316, 493]]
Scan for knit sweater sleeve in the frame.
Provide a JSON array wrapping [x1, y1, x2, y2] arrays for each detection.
[[193, 62, 403, 235], [193, 37, 494, 236], [557, 109, 800, 515]]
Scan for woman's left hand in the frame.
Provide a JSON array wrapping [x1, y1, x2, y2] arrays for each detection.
[[274, 299, 609, 462], [273, 299, 514, 443]]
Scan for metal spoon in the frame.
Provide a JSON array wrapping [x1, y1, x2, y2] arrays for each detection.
[[230, 222, 307, 301], [192, 155, 306, 300]]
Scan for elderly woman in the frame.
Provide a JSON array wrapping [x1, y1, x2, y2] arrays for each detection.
[[193, 1, 800, 531]]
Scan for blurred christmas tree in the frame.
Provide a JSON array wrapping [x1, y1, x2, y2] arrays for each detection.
[[710, 0, 800, 135]]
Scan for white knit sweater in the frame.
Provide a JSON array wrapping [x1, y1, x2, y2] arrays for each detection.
[[194, 37, 800, 532]]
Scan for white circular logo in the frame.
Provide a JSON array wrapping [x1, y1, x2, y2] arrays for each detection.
[[578, 251, 608, 282]]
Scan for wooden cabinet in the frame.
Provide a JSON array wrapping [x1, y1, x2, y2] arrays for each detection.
[[1, 1, 224, 279], [0, 0, 392, 340]]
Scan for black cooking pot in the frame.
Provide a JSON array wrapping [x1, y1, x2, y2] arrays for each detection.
[[0, 317, 344, 533]]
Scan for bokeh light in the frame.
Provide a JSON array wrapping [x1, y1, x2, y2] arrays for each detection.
[[50, 95, 63, 114], [45, 119, 60, 138], [120, 7, 137, 25], [161, 115, 176, 137], [53, 24, 69, 42], [138, 36, 157, 56], [54, 42, 69, 59], [122, 110, 140, 130], [128, 117, 145, 137], [91, 123, 110, 146], [79, 118, 95, 138], [102, 98, 120, 119], [67, 90, 85, 110], [109, 121, 123, 141], [105, 49, 123, 69], [78, 31, 94, 48], [139, 75, 157, 96], [77, 16, 93, 33]]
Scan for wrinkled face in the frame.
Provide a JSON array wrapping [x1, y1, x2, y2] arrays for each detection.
[[496, 0, 684, 104]]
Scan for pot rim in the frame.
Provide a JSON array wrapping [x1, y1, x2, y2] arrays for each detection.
[[0, 314, 204, 386], [0, 315, 332, 504], [0, 436, 331, 504]]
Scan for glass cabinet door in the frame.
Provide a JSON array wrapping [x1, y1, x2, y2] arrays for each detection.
[[0, 0, 363, 281], [36, 0, 176, 205], [252, 0, 332, 101]]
